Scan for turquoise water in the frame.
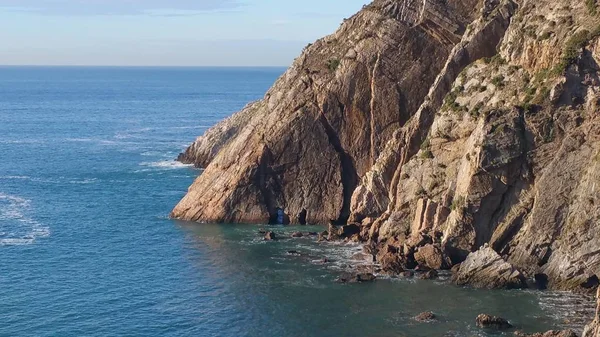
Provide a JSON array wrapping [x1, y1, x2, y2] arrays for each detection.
[[0, 66, 593, 337]]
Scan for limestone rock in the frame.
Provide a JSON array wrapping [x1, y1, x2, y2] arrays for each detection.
[[414, 244, 451, 270], [172, 0, 481, 225], [453, 245, 526, 289]]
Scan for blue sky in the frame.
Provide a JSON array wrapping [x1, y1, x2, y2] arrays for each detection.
[[0, 0, 369, 66]]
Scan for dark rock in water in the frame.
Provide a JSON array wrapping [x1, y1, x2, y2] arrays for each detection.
[[337, 273, 376, 283], [341, 224, 361, 237], [515, 330, 578, 337], [307, 232, 318, 236], [264, 231, 277, 241], [258, 228, 267, 234], [476, 314, 512, 330], [291, 231, 303, 238], [419, 270, 439, 280], [317, 231, 328, 242], [414, 311, 437, 322], [402, 270, 415, 278], [453, 245, 526, 289], [286, 250, 302, 256]]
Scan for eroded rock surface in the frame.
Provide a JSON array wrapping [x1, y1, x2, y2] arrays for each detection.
[[175, 0, 600, 329], [452, 245, 527, 289]]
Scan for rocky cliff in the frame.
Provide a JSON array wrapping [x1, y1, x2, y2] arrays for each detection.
[[174, 0, 600, 317]]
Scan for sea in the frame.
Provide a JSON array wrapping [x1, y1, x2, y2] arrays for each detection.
[[0, 66, 594, 337]]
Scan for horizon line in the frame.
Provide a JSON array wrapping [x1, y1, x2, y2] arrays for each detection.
[[0, 64, 290, 68]]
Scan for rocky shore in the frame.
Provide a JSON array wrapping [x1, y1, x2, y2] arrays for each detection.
[[172, 0, 600, 333]]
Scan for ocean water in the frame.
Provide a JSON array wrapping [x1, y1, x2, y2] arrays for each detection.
[[0, 66, 594, 337]]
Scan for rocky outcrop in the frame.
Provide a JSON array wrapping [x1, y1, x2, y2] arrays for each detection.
[[452, 245, 527, 289], [175, 0, 600, 330], [172, 0, 481, 225], [584, 288, 600, 337], [476, 314, 512, 330]]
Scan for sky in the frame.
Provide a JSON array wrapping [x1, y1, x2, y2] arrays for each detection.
[[0, 0, 369, 66]]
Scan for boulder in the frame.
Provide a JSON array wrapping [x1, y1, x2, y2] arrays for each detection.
[[264, 231, 277, 241], [414, 244, 451, 270], [291, 231, 304, 238], [419, 270, 439, 280], [337, 273, 376, 283], [476, 314, 512, 330], [452, 245, 527, 289], [317, 231, 328, 242], [414, 311, 437, 322], [376, 244, 404, 274]]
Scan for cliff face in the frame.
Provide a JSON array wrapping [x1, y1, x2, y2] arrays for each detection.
[[173, 0, 480, 224], [174, 0, 600, 297]]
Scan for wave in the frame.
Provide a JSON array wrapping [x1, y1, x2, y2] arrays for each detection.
[[0, 139, 43, 144], [0, 193, 50, 246], [139, 160, 194, 170]]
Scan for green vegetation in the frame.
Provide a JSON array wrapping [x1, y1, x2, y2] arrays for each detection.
[[532, 86, 551, 105], [450, 196, 466, 212], [491, 75, 505, 88], [551, 27, 600, 75], [443, 87, 465, 114], [470, 102, 485, 119], [587, 0, 598, 15], [483, 54, 507, 66], [421, 149, 434, 159], [538, 31, 552, 41], [326, 58, 341, 72]]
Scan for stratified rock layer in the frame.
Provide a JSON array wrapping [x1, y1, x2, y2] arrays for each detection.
[[174, 0, 600, 304], [172, 0, 480, 225], [452, 245, 526, 289]]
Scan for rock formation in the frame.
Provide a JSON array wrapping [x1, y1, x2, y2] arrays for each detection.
[[584, 288, 600, 337], [174, 0, 600, 330], [452, 244, 527, 289]]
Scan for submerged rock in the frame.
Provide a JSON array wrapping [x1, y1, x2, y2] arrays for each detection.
[[414, 311, 437, 322], [337, 273, 377, 283], [476, 314, 512, 330], [419, 270, 439, 280], [264, 231, 277, 241], [452, 245, 526, 289], [291, 231, 304, 238]]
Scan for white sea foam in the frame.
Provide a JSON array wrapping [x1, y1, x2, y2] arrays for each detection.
[[0, 193, 50, 246], [139, 160, 194, 170], [0, 176, 31, 180]]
